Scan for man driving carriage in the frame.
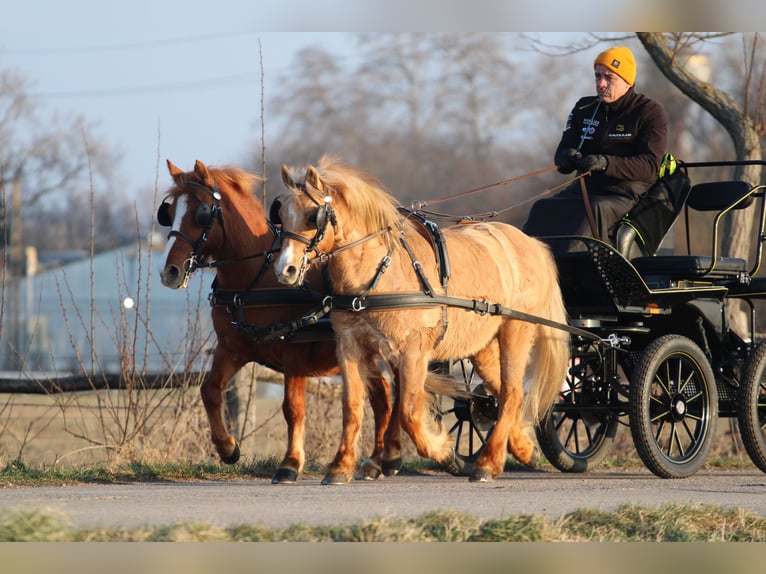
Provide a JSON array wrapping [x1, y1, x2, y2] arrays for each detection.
[[523, 46, 668, 253]]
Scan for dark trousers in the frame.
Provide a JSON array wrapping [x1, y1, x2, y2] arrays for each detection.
[[522, 183, 637, 253]]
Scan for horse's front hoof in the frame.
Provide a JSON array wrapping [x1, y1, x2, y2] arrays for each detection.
[[220, 442, 241, 465], [272, 467, 299, 484], [322, 472, 351, 485], [355, 458, 382, 481], [382, 457, 403, 477], [470, 467, 494, 482]]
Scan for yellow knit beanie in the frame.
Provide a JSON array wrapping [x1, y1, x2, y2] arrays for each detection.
[[594, 46, 636, 86]]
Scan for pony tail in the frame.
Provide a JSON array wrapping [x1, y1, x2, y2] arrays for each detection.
[[521, 252, 570, 424]]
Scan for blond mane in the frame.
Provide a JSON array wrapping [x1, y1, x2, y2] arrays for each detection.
[[314, 155, 402, 251]]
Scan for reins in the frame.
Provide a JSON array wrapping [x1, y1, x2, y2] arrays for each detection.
[[412, 165, 559, 209], [406, 166, 590, 223]]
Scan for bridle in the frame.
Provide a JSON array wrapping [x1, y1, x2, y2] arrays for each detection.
[[158, 180, 225, 288], [275, 183, 338, 286]]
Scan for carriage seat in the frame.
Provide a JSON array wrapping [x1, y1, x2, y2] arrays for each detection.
[[631, 254, 747, 283], [628, 180, 762, 288]]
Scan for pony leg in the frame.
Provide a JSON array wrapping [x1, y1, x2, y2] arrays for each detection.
[[472, 324, 538, 482], [382, 375, 404, 476], [201, 346, 245, 464], [471, 341, 501, 397], [272, 373, 307, 483], [398, 353, 456, 472], [356, 369, 394, 480], [324, 354, 368, 485]]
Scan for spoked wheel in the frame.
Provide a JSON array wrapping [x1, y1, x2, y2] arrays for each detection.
[[629, 334, 718, 478], [435, 360, 496, 463], [737, 341, 766, 473], [536, 342, 621, 472]]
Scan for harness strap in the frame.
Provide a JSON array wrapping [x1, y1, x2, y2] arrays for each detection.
[[210, 287, 330, 344], [399, 234, 436, 296], [329, 292, 598, 342], [209, 287, 326, 308], [233, 300, 333, 344]]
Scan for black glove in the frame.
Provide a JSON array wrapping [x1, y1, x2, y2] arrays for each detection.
[[577, 154, 608, 173], [554, 148, 582, 174]]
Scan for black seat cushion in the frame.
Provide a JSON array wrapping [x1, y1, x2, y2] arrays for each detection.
[[632, 255, 747, 279]]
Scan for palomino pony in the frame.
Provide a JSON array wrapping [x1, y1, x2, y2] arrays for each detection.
[[158, 159, 397, 483], [274, 155, 570, 483]]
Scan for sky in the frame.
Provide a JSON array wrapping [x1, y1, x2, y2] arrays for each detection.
[[1, 2, 362, 197], [1, 0, 763, 201]]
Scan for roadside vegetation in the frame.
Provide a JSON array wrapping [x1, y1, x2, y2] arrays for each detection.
[[2, 503, 764, 542]]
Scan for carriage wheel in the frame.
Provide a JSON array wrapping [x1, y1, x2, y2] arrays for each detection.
[[435, 360, 496, 464], [535, 344, 620, 472], [629, 334, 718, 478], [736, 341, 766, 473]]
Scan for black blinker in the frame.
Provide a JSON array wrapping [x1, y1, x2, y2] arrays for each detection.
[[195, 202, 212, 226], [269, 197, 282, 225], [157, 202, 172, 227], [315, 206, 327, 231]]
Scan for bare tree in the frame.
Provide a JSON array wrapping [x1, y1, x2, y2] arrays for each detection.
[[0, 70, 117, 204], [266, 33, 570, 225], [0, 68, 125, 259]]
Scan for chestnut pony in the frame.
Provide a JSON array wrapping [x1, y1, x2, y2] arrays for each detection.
[[274, 156, 569, 483], [158, 159, 397, 483]]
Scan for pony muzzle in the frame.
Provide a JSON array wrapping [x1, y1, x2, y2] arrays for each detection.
[[276, 253, 312, 287], [160, 262, 192, 290]]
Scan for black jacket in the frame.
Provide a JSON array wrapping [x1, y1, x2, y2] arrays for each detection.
[[555, 88, 668, 200]]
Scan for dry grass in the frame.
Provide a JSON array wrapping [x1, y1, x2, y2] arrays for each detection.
[[2, 503, 765, 542], [0, 363, 421, 471]]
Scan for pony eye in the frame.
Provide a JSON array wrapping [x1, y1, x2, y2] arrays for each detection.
[[307, 210, 318, 226]]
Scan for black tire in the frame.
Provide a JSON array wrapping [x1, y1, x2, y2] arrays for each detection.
[[737, 341, 766, 473], [629, 334, 718, 478], [536, 347, 620, 472]]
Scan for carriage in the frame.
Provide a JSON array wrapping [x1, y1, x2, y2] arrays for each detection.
[[158, 157, 766, 482], [533, 159, 766, 479]]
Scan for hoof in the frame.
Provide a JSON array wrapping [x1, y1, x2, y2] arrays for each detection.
[[355, 458, 382, 481], [470, 467, 494, 482], [440, 449, 468, 476], [272, 467, 299, 484], [322, 472, 351, 485], [220, 442, 241, 465], [382, 457, 403, 477], [524, 446, 541, 469]]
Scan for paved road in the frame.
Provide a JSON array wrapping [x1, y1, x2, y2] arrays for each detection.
[[2, 468, 765, 530]]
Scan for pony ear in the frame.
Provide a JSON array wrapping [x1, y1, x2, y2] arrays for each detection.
[[306, 165, 324, 195], [194, 160, 213, 186], [281, 164, 294, 189], [167, 159, 183, 178]]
